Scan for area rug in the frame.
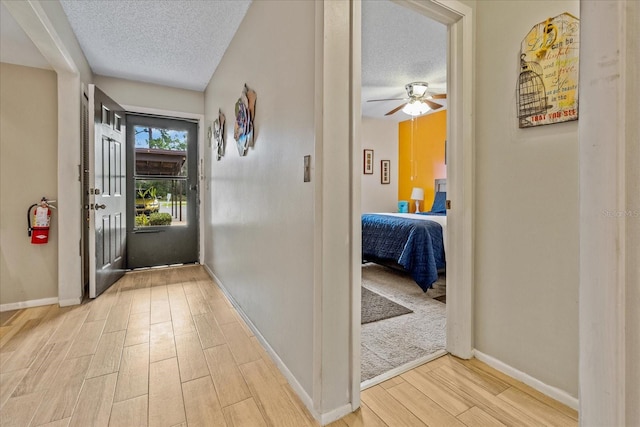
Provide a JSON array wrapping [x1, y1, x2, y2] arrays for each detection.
[[434, 295, 446, 304], [361, 263, 446, 381], [361, 286, 413, 324]]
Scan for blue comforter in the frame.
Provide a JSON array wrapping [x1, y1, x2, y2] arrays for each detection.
[[362, 214, 445, 291]]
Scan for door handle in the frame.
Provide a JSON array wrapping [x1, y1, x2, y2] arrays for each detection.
[[94, 203, 106, 210]]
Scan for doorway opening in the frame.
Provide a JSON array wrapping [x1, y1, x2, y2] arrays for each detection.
[[125, 114, 199, 269], [80, 87, 201, 298], [359, 0, 449, 387], [353, 0, 474, 394]]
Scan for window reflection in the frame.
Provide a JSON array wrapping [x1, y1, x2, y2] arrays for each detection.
[[134, 126, 188, 177], [133, 125, 189, 228]]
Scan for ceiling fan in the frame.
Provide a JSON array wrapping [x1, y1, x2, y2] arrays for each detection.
[[367, 82, 446, 116]]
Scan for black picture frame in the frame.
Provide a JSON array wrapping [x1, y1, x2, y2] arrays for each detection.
[[380, 160, 390, 184], [363, 149, 374, 174]]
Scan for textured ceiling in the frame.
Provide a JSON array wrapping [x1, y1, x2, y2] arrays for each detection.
[[4, 0, 445, 121], [59, 0, 251, 91], [0, 2, 52, 70], [361, 1, 447, 121]]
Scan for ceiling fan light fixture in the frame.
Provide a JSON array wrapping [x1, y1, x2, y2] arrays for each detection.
[[402, 100, 430, 116], [406, 81, 429, 97]]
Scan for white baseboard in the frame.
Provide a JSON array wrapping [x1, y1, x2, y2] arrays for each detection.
[[473, 349, 579, 410], [58, 297, 82, 307], [0, 297, 58, 312], [202, 265, 329, 424]]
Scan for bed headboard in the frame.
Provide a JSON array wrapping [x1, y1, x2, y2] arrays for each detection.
[[435, 179, 446, 192]]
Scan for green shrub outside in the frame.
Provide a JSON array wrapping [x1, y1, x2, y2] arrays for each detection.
[[135, 214, 149, 227], [149, 212, 172, 225]]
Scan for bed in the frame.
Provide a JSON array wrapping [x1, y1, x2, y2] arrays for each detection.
[[362, 180, 447, 292]]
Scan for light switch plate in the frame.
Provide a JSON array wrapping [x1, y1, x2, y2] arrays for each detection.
[[304, 155, 311, 182]]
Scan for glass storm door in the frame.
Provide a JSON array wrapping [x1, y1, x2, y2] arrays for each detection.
[[125, 114, 198, 269]]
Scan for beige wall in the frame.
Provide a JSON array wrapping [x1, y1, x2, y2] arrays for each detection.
[[474, 1, 579, 396], [361, 118, 399, 213], [203, 0, 316, 398], [94, 75, 204, 114], [3, 0, 94, 306], [0, 63, 58, 306]]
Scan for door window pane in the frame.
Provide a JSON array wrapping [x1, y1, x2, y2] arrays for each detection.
[[134, 126, 188, 176], [134, 179, 187, 227]]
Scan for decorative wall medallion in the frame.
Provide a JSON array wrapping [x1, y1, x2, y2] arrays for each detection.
[[234, 83, 257, 156], [214, 109, 226, 160]]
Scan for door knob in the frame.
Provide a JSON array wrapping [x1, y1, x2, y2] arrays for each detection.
[[94, 203, 106, 210]]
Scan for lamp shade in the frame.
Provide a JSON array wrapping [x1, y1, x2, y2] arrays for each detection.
[[402, 100, 430, 116], [410, 187, 424, 201]]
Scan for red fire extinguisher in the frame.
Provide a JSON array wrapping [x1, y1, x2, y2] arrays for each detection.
[[27, 197, 55, 244]]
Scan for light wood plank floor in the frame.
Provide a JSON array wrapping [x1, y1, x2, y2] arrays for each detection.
[[0, 265, 578, 427]]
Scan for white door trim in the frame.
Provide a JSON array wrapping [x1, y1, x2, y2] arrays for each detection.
[[350, 0, 475, 407], [578, 1, 639, 424], [349, 0, 363, 411]]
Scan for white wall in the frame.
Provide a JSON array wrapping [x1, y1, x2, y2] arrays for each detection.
[[474, 0, 579, 397], [0, 63, 58, 306], [203, 0, 316, 400], [94, 75, 204, 114], [361, 117, 398, 213]]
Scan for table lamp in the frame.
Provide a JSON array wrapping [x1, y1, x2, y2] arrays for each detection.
[[411, 187, 424, 213]]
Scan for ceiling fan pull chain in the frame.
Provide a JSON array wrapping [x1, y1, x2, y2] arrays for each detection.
[[410, 116, 416, 181]]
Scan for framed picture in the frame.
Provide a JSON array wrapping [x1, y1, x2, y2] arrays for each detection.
[[380, 160, 390, 184], [363, 149, 374, 174]]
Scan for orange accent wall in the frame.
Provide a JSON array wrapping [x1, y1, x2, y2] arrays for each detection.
[[398, 110, 446, 213]]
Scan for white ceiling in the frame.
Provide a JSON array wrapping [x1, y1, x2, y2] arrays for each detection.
[[2, 0, 446, 122]]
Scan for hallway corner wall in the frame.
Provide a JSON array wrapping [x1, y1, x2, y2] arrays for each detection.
[[0, 63, 58, 307]]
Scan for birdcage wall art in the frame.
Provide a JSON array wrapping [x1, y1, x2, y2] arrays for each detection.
[[517, 12, 580, 128], [517, 54, 549, 123]]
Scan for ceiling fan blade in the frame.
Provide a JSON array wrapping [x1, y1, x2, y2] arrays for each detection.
[[367, 97, 408, 102], [385, 103, 407, 116], [424, 99, 444, 110], [431, 93, 447, 99]]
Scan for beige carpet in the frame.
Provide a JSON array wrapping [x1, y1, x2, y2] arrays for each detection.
[[361, 263, 446, 382]]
